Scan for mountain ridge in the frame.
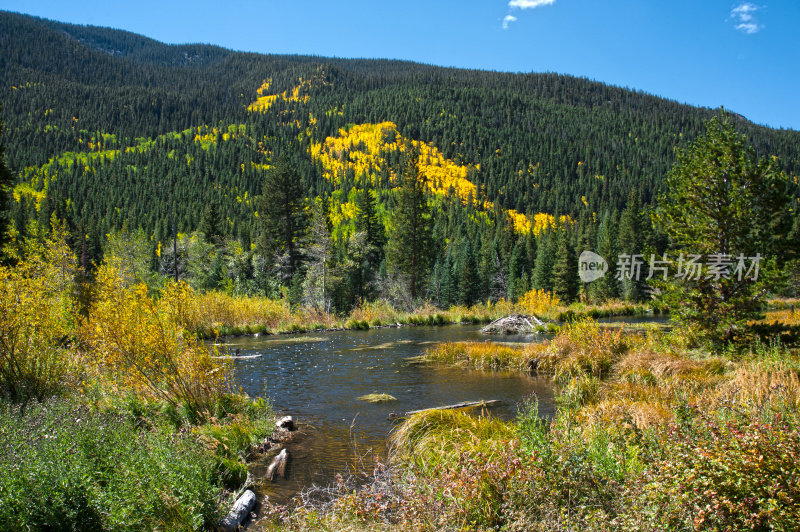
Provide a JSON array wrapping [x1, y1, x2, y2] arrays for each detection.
[[1, 10, 798, 240]]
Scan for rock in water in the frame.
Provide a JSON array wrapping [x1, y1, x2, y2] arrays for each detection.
[[219, 489, 257, 531], [265, 448, 289, 481], [480, 314, 544, 335], [276, 415, 294, 430]]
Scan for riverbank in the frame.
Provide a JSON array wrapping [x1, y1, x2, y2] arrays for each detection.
[[0, 258, 277, 530], [0, 392, 275, 530], [268, 315, 800, 530], [176, 286, 660, 340], [3, 242, 796, 530]]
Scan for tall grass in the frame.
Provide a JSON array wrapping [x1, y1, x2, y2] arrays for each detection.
[[180, 290, 293, 336], [423, 341, 541, 372], [425, 319, 631, 385], [390, 409, 514, 470]]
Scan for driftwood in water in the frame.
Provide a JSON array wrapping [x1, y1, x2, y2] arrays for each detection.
[[265, 448, 289, 481], [389, 400, 502, 420], [481, 314, 544, 335], [218, 489, 257, 531]]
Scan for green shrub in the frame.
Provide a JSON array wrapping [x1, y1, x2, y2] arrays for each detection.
[[638, 407, 800, 530], [0, 397, 221, 530]]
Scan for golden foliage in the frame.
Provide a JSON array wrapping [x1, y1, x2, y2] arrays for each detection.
[[175, 290, 293, 335], [247, 77, 313, 113], [310, 121, 571, 234], [517, 288, 560, 316], [0, 221, 77, 401], [82, 266, 233, 411]]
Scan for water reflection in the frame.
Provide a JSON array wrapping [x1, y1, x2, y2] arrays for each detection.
[[226, 325, 552, 504]]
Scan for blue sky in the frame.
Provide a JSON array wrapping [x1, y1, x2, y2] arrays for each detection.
[[3, 0, 799, 130]]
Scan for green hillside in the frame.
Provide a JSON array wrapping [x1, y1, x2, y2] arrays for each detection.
[[1, 11, 798, 310]]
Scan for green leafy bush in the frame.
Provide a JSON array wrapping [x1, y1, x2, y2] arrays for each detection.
[[0, 398, 222, 531]]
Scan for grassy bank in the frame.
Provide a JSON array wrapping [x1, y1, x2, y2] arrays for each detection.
[[273, 317, 800, 531], [0, 240, 276, 530], [0, 394, 273, 530], [172, 286, 658, 339]]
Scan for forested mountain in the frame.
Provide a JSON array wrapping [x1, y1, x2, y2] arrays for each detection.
[[1, 11, 798, 309]]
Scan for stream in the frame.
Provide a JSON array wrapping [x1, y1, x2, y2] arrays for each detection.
[[222, 316, 667, 506], [221, 325, 552, 505]]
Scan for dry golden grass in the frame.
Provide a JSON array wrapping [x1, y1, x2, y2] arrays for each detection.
[[543, 320, 630, 383], [763, 308, 800, 326], [423, 341, 540, 372], [579, 393, 675, 430], [714, 362, 800, 409], [614, 349, 729, 381], [390, 409, 514, 470], [180, 290, 293, 333], [425, 319, 632, 386]]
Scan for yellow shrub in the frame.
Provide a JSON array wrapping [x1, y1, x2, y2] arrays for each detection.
[[517, 289, 560, 317], [82, 265, 232, 412], [167, 288, 292, 334], [0, 220, 78, 402]]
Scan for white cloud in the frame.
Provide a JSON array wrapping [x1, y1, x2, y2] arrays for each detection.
[[502, 14, 518, 29], [508, 0, 556, 9], [731, 3, 764, 34], [736, 22, 760, 34], [502, 0, 554, 31], [731, 3, 758, 21]]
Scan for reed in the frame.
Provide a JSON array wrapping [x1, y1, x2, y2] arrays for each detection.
[[390, 409, 514, 472]]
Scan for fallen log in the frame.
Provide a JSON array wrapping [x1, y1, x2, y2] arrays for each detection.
[[265, 448, 289, 481], [389, 400, 502, 420], [218, 489, 257, 531]]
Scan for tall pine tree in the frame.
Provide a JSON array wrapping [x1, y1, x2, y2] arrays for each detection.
[[387, 143, 434, 301], [255, 154, 309, 284], [0, 103, 12, 261], [458, 237, 480, 307], [532, 231, 555, 294], [553, 229, 580, 303], [618, 194, 647, 301]]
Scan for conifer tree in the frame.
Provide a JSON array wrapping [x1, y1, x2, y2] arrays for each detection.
[[593, 210, 619, 301], [303, 199, 334, 311], [387, 143, 434, 301], [458, 237, 480, 307], [532, 231, 555, 293], [355, 183, 386, 272], [618, 194, 647, 301], [553, 229, 580, 303], [0, 105, 13, 261], [477, 235, 496, 302], [525, 232, 538, 274], [255, 154, 308, 283], [656, 115, 797, 345], [507, 239, 526, 301], [198, 201, 223, 246]]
